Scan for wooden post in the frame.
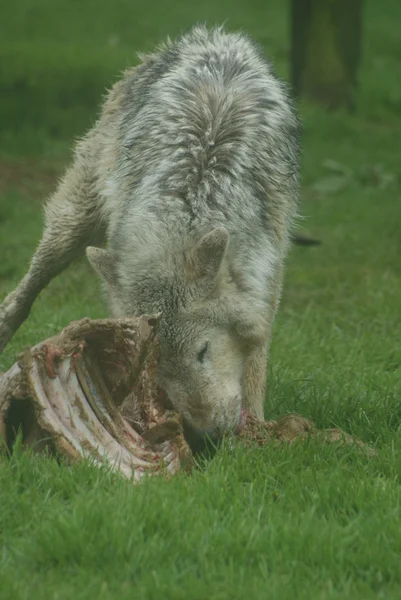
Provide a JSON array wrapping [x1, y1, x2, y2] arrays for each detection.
[[290, 0, 364, 110]]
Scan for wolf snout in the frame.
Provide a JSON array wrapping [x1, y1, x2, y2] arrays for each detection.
[[185, 396, 242, 438]]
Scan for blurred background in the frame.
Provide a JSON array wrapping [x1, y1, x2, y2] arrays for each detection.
[[0, 0, 400, 158], [0, 0, 400, 431]]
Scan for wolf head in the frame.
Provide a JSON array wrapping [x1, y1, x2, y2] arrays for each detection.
[[87, 227, 266, 436]]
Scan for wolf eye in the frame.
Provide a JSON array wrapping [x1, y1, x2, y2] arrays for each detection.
[[197, 342, 209, 363]]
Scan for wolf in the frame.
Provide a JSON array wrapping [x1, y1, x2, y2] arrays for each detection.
[[0, 25, 300, 436]]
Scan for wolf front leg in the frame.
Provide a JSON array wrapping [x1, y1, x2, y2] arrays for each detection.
[[0, 140, 104, 354], [241, 267, 284, 421], [241, 342, 269, 421]]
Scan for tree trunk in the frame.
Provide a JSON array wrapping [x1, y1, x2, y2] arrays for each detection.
[[290, 0, 364, 111]]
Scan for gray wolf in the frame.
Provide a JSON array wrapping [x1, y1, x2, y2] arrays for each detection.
[[0, 25, 300, 436]]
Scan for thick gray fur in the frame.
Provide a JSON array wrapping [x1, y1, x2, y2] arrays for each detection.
[[0, 25, 301, 435]]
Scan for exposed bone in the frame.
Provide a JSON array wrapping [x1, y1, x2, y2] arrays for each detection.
[[0, 316, 194, 482]]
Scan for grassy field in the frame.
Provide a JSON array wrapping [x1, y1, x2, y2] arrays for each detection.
[[1, 1, 401, 598]]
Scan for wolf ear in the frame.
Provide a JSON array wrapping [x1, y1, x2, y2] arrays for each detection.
[[188, 227, 229, 284], [86, 247, 117, 286]]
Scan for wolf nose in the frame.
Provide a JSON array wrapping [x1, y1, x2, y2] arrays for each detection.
[[185, 414, 225, 439], [200, 414, 241, 439]]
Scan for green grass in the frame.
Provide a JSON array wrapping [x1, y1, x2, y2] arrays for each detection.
[[1, 0, 401, 598]]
